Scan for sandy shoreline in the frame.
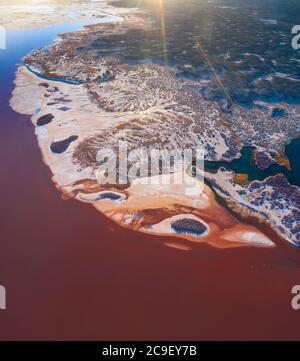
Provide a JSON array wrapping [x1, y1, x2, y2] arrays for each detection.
[[3, 0, 300, 342], [10, 66, 276, 249], [7, 0, 300, 250]]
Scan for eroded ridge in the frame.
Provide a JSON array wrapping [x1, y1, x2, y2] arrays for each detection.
[[207, 170, 300, 246], [24, 14, 300, 163]]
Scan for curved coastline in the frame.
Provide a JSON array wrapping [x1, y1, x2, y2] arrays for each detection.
[[26, 65, 84, 85], [8, 1, 300, 250]]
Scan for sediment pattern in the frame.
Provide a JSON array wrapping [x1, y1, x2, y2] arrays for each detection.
[[9, 1, 300, 249]]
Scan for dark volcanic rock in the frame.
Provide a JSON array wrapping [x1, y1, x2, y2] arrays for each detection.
[[37, 113, 54, 126], [50, 136, 78, 154], [46, 102, 58, 106], [38, 82, 49, 88], [47, 86, 59, 93], [54, 97, 72, 103], [58, 106, 71, 111], [254, 151, 275, 170]]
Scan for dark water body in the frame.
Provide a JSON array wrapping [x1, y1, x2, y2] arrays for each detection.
[[26, 64, 114, 84], [26, 65, 84, 85], [0, 19, 102, 101], [109, 0, 300, 106], [286, 137, 300, 186], [205, 140, 300, 187]]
